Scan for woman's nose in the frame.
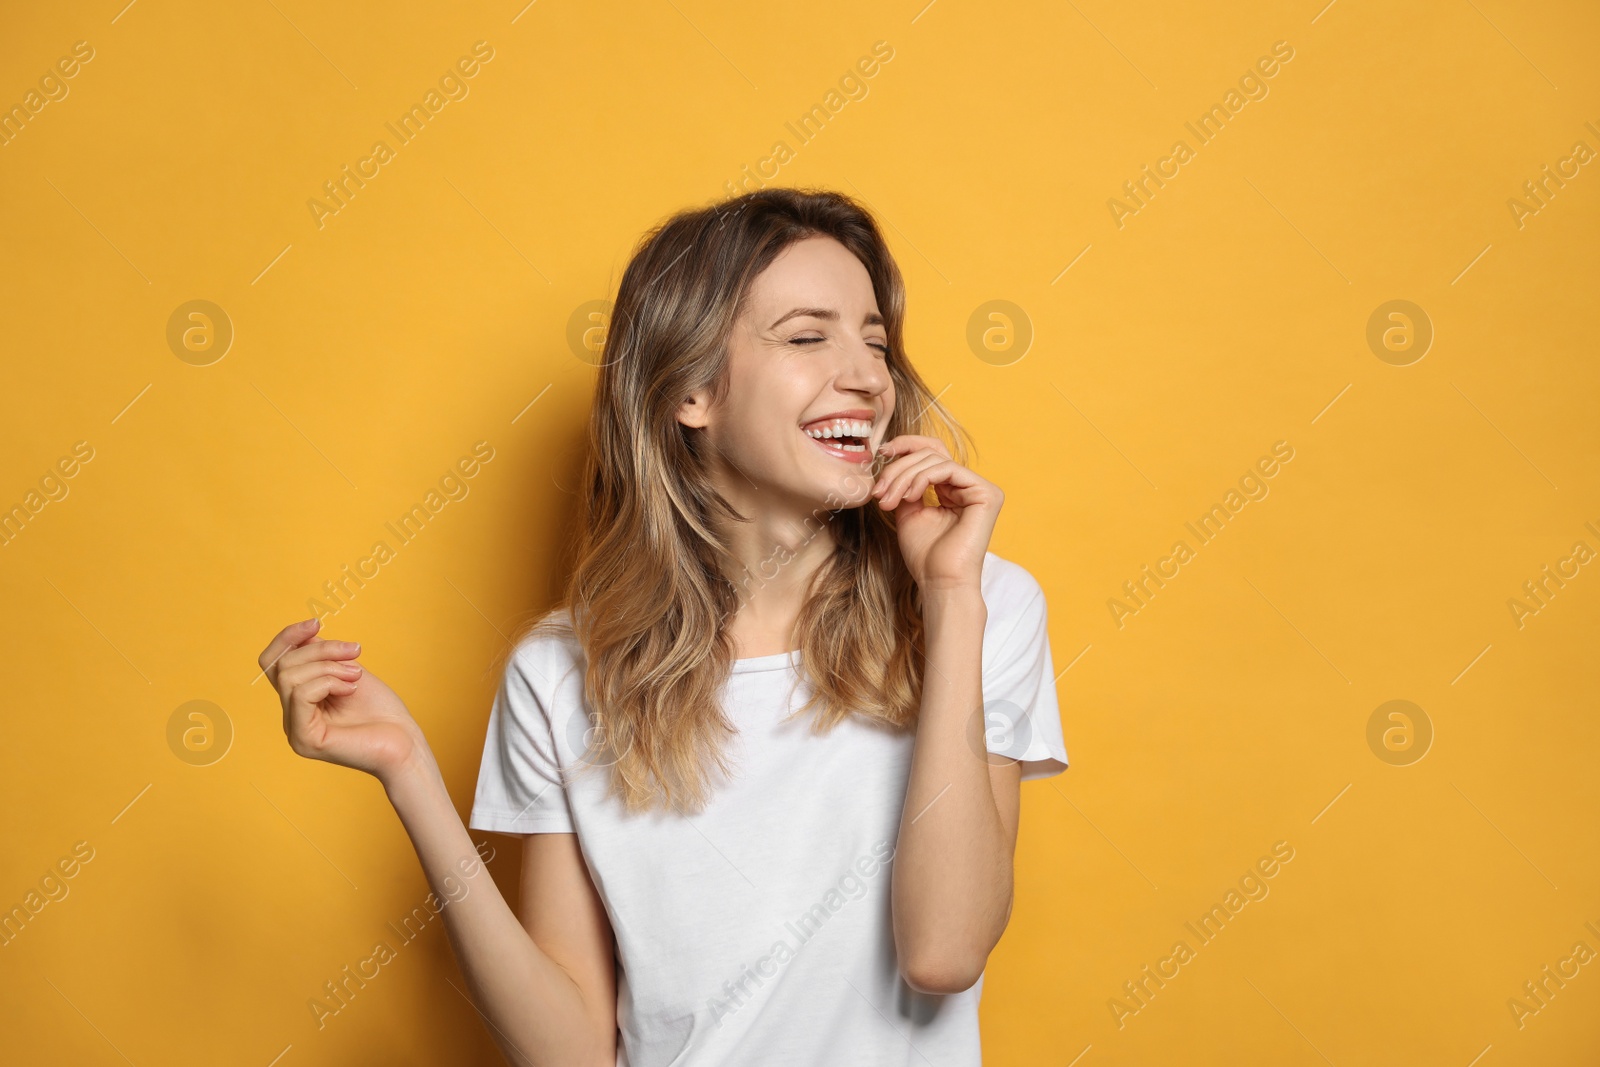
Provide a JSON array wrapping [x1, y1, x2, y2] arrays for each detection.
[[838, 340, 890, 395]]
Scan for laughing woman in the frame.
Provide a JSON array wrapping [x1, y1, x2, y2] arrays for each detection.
[[257, 187, 1068, 1066]]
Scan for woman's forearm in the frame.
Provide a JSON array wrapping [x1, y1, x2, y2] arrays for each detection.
[[890, 587, 1014, 992], [381, 748, 609, 1067]]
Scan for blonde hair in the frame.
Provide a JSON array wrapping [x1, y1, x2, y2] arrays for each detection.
[[524, 187, 967, 815]]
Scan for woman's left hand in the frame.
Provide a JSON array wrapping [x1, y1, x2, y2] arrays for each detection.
[[871, 434, 1003, 593]]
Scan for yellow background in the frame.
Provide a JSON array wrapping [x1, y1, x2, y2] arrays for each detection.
[[2, 0, 1597, 1063]]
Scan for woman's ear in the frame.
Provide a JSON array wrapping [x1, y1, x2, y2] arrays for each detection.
[[676, 389, 713, 429]]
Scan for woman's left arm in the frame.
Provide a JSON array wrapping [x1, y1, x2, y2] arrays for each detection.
[[897, 586, 1024, 995], [871, 435, 1022, 995]]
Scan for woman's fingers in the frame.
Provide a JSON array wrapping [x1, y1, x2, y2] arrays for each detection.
[[283, 672, 360, 757], [872, 446, 943, 496], [875, 450, 943, 507], [877, 453, 949, 509], [889, 460, 947, 511], [873, 434, 954, 490], [275, 657, 362, 695], [275, 658, 363, 724], [290, 671, 357, 709], [876, 434, 951, 464], [273, 638, 363, 683], [257, 618, 321, 683]]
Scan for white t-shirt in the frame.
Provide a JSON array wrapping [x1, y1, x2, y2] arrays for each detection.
[[468, 552, 1068, 1066]]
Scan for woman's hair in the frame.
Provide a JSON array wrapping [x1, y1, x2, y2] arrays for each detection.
[[530, 186, 967, 815]]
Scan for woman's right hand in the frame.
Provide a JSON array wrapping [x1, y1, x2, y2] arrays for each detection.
[[257, 617, 430, 784]]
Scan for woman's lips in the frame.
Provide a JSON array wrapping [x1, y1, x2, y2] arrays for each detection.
[[804, 431, 873, 462]]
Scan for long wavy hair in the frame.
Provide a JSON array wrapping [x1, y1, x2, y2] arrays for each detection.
[[529, 186, 968, 815]]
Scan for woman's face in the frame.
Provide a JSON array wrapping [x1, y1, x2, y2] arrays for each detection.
[[679, 234, 897, 512]]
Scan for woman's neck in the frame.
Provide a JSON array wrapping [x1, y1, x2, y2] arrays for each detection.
[[718, 500, 843, 659]]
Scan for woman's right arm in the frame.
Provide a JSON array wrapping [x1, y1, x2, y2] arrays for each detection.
[[258, 618, 617, 1067], [384, 752, 617, 1066]]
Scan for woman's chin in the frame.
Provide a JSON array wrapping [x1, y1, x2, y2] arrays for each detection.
[[776, 468, 866, 511]]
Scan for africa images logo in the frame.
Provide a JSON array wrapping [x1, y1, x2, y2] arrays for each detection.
[[707, 839, 895, 1027]]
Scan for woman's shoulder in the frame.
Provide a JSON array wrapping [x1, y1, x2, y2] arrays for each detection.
[[504, 607, 586, 685], [980, 551, 1048, 615]]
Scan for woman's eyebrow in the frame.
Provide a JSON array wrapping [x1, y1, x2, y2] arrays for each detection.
[[769, 306, 886, 328]]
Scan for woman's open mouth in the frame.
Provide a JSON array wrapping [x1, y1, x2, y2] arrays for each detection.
[[801, 416, 873, 459]]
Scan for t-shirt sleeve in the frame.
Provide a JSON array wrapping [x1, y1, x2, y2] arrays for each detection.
[[980, 553, 1069, 781], [467, 637, 577, 834]]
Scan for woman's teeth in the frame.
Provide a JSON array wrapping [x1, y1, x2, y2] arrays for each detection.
[[803, 418, 872, 451]]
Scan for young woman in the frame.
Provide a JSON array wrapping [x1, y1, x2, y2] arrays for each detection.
[[257, 187, 1067, 1066]]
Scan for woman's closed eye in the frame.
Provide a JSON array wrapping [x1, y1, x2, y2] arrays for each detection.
[[789, 335, 890, 356]]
